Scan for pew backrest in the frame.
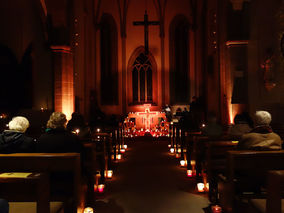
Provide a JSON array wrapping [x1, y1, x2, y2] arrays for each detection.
[[0, 153, 81, 208], [206, 141, 238, 171], [226, 150, 284, 185]]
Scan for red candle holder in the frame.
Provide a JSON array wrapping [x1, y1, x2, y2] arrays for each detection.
[[211, 205, 222, 213], [187, 170, 193, 177]]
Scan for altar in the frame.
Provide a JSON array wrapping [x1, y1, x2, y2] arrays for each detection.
[[124, 104, 169, 137]]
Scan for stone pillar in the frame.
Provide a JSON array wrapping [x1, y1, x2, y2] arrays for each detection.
[[230, 0, 250, 10], [51, 46, 74, 120]]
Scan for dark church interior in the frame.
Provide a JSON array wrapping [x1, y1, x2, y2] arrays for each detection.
[[0, 0, 284, 212]]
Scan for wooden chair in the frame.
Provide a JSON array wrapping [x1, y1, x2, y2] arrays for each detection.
[[0, 153, 82, 213]]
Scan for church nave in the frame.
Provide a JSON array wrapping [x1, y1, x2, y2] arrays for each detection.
[[93, 138, 209, 213]]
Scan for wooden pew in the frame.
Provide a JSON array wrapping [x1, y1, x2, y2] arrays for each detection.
[[0, 172, 50, 213], [205, 141, 238, 202], [249, 170, 284, 213], [219, 150, 284, 213], [82, 142, 97, 206], [0, 153, 82, 213], [192, 135, 239, 181]]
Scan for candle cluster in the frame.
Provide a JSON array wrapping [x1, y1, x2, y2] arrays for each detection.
[[84, 207, 94, 213]]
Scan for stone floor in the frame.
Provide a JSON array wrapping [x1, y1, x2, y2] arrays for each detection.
[[93, 137, 210, 213]]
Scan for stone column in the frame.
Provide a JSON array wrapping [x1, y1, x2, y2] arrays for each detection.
[[51, 45, 74, 120]]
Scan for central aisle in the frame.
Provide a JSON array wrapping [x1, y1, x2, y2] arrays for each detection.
[[94, 137, 209, 213]]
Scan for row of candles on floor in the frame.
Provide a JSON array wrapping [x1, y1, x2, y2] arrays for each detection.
[[168, 144, 222, 213], [84, 137, 128, 213], [94, 144, 128, 193]]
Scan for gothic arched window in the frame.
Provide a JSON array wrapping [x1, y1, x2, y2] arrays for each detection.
[[100, 14, 118, 105], [132, 53, 152, 103], [169, 15, 190, 104]]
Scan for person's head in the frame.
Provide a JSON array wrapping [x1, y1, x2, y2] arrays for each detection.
[[234, 114, 247, 124], [8, 116, 30, 133], [47, 112, 67, 129], [254, 111, 272, 126]]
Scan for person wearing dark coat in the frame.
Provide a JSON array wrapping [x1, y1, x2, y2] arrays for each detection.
[[0, 116, 35, 153], [36, 112, 83, 153], [67, 112, 91, 139]]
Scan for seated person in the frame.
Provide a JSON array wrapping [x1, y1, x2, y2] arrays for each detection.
[[0, 116, 35, 153], [228, 114, 252, 137], [237, 111, 282, 150], [36, 112, 83, 153], [0, 199, 8, 213], [67, 112, 90, 139], [201, 113, 223, 137]]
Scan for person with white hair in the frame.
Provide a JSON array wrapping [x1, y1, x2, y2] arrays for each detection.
[[0, 116, 35, 153], [237, 111, 282, 150]]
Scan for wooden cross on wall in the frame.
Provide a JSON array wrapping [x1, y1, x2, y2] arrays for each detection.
[[133, 10, 160, 55]]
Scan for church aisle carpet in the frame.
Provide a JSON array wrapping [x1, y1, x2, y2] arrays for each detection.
[[94, 137, 209, 213]]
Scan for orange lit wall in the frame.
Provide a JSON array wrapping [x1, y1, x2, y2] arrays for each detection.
[[52, 46, 74, 120], [224, 41, 249, 124]]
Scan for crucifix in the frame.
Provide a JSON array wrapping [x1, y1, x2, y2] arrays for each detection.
[[137, 106, 157, 130], [133, 10, 160, 55]]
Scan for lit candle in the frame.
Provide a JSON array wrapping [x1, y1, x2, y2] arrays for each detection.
[[175, 153, 180, 158], [180, 160, 186, 167], [84, 207, 94, 213], [117, 154, 122, 160], [177, 148, 181, 153], [94, 184, 98, 192], [211, 205, 222, 213], [206, 183, 209, 191], [98, 184, 105, 193], [170, 148, 175, 153], [106, 170, 113, 178], [168, 144, 171, 148], [120, 149, 126, 153], [123, 144, 128, 149], [197, 183, 205, 192], [187, 170, 193, 177], [97, 128, 101, 132], [75, 129, 80, 135]]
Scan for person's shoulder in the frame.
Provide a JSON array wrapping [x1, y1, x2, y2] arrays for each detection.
[[241, 132, 258, 141], [269, 132, 282, 140], [21, 134, 35, 143]]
